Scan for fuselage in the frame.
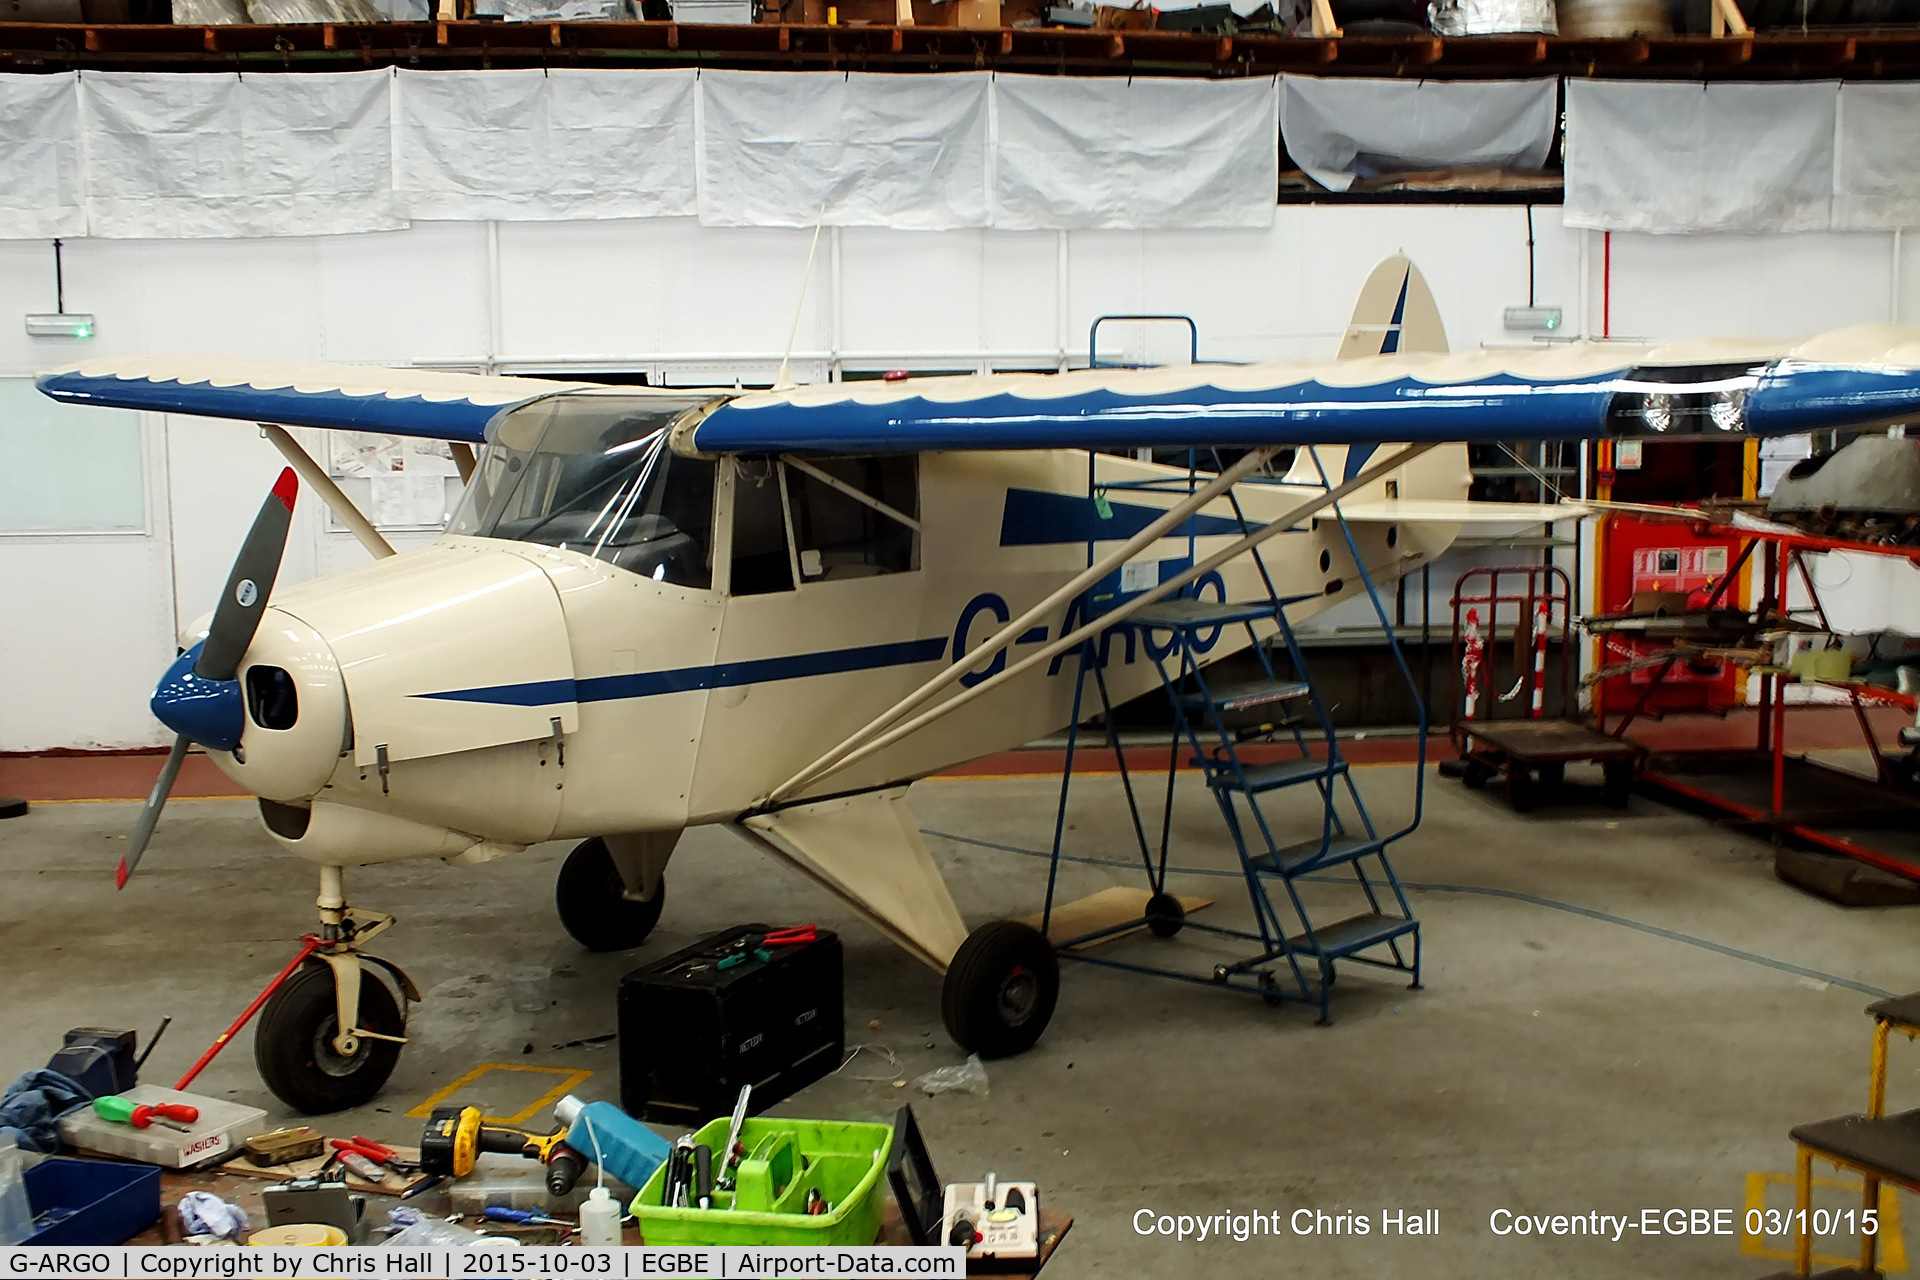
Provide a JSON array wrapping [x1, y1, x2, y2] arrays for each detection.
[[203, 414, 1471, 869]]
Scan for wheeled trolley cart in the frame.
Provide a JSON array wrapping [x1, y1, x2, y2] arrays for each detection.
[[1448, 566, 1640, 811]]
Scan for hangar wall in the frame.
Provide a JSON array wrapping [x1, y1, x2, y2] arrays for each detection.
[[1, 205, 1914, 750]]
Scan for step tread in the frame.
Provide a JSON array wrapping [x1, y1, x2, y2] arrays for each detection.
[[1130, 598, 1282, 629], [1250, 835, 1385, 876], [1285, 911, 1418, 958], [1179, 677, 1312, 712], [1207, 755, 1345, 792]]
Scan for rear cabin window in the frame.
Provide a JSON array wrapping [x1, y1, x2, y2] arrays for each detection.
[[784, 456, 919, 582]]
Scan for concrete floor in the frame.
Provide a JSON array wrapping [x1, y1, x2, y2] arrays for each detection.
[[4, 763, 1918, 1279]]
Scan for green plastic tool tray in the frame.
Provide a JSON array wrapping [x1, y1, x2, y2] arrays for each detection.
[[633, 1116, 894, 1247]]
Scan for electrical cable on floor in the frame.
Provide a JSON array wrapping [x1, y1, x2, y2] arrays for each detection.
[[921, 828, 1897, 1000]]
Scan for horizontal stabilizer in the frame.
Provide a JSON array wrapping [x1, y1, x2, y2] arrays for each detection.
[[1333, 499, 1589, 524]]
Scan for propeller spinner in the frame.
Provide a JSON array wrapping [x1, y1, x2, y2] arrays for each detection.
[[122, 468, 299, 888]]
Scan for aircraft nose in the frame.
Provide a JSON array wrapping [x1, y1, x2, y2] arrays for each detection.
[[151, 643, 244, 752]]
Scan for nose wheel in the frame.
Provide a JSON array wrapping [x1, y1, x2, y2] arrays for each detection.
[[255, 960, 406, 1114]]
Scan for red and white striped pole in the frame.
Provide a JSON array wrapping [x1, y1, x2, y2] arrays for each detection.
[[1462, 607, 1484, 720], [1530, 598, 1550, 719]]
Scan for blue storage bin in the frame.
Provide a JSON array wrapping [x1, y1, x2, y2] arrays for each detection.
[[24, 1158, 161, 1246]]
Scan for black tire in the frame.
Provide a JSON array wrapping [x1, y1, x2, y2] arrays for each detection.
[[1462, 760, 1492, 790], [1508, 767, 1535, 813], [557, 837, 667, 952], [1538, 761, 1565, 791], [942, 922, 1059, 1059], [254, 961, 404, 1115], [1144, 893, 1185, 938], [1603, 761, 1634, 810]]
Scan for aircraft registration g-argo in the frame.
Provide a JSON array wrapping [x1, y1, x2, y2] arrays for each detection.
[[36, 257, 1920, 1113]]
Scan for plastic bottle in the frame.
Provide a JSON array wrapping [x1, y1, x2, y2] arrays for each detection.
[[554, 1096, 672, 1196], [579, 1187, 622, 1247], [0, 1133, 34, 1246]]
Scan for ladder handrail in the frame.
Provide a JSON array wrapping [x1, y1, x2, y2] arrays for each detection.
[[1301, 445, 1428, 852]]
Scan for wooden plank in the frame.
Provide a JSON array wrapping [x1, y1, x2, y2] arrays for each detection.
[[1022, 886, 1212, 951]]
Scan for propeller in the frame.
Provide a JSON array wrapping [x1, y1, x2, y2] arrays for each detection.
[[121, 467, 298, 889]]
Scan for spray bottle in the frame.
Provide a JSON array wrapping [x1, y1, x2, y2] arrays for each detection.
[[554, 1095, 672, 1202]]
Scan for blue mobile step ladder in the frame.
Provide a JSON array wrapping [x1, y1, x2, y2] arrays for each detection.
[[1038, 446, 1427, 1024]]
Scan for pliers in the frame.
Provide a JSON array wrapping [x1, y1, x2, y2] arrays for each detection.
[[760, 925, 818, 947], [716, 925, 817, 970]]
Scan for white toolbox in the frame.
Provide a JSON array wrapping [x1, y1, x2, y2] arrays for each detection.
[[59, 1086, 267, 1169]]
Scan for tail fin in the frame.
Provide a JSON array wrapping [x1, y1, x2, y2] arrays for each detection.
[[1337, 255, 1448, 359]]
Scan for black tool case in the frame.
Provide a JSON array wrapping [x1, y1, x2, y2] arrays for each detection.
[[618, 923, 843, 1126]]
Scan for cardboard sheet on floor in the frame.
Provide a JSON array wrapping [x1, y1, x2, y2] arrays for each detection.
[[1022, 886, 1211, 951]]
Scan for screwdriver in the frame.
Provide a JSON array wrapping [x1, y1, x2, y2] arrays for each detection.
[[95, 1096, 198, 1132], [482, 1207, 575, 1229]]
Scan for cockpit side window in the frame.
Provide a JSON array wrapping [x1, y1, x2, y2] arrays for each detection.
[[450, 394, 718, 589], [729, 458, 796, 596]]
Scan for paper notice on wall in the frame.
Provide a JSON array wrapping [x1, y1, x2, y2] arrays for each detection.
[[331, 432, 404, 476], [1120, 560, 1159, 592], [406, 437, 460, 477], [368, 473, 449, 526], [409, 472, 448, 524]]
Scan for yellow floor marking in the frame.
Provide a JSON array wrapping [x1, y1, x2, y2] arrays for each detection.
[[1742, 1169, 1906, 1272], [406, 1063, 594, 1126]]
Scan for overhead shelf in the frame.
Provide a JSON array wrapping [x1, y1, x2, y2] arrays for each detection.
[[0, 22, 1914, 77]]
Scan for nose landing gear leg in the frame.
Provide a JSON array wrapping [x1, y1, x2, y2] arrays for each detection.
[[256, 865, 414, 1114]]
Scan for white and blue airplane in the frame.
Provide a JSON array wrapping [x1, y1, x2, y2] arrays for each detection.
[[37, 257, 1920, 1112]]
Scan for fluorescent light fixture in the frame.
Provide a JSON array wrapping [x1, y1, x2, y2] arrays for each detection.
[[26, 312, 95, 339], [1504, 306, 1563, 333]]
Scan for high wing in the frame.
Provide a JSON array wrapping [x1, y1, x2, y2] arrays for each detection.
[[683, 325, 1920, 456], [36, 323, 1920, 452], [35, 355, 605, 443]]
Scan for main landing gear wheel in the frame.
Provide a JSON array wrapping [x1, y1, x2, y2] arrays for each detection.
[[942, 921, 1059, 1060], [255, 962, 404, 1115], [557, 836, 667, 952]]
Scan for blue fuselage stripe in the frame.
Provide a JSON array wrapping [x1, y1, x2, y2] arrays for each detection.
[[413, 636, 951, 707]]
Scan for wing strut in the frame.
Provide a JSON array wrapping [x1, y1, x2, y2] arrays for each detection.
[[765, 444, 1283, 805], [763, 441, 1437, 807], [260, 423, 396, 560]]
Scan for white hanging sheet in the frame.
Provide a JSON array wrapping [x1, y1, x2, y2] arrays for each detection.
[[79, 69, 401, 238], [992, 73, 1278, 229], [1835, 83, 1920, 232], [1279, 74, 1555, 192], [696, 70, 991, 229], [1563, 79, 1838, 234], [0, 73, 86, 239], [394, 68, 697, 221]]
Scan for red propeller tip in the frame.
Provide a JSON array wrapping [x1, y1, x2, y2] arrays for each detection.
[[271, 467, 299, 512], [114, 858, 129, 890]]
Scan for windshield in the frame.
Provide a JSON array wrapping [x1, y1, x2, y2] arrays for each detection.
[[449, 393, 718, 588]]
